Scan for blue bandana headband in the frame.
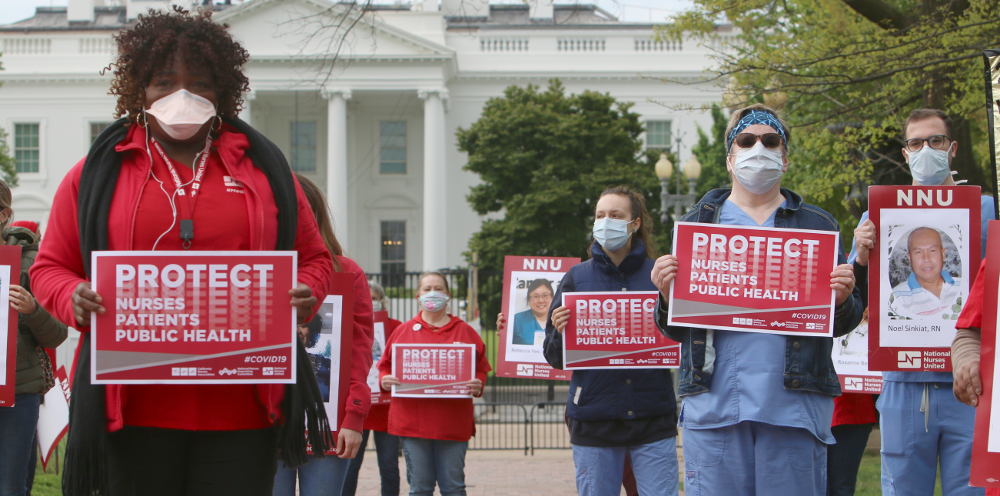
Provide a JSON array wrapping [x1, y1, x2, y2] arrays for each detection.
[[726, 109, 788, 150]]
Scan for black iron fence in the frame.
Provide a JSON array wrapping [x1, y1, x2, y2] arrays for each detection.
[[368, 270, 571, 453]]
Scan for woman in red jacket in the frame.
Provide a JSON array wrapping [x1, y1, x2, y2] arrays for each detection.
[[378, 272, 491, 496], [29, 8, 332, 496], [272, 175, 374, 495]]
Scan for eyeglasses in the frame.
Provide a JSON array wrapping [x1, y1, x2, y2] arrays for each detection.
[[904, 135, 951, 152], [529, 293, 553, 301], [733, 132, 784, 149]]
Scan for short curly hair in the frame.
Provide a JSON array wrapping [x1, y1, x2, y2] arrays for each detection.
[[108, 6, 250, 121]]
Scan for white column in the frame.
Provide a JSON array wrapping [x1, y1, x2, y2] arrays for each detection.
[[322, 88, 352, 251], [419, 89, 448, 271], [238, 89, 256, 125]]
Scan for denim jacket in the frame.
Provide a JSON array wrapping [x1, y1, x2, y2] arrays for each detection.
[[656, 188, 864, 398]]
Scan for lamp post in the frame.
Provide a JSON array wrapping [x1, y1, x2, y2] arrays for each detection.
[[656, 151, 701, 225]]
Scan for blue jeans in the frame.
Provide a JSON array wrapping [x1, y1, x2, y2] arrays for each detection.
[[272, 455, 351, 496], [343, 430, 400, 496], [683, 422, 826, 496], [401, 437, 468, 496], [571, 436, 679, 496], [878, 381, 983, 496], [0, 394, 41, 496]]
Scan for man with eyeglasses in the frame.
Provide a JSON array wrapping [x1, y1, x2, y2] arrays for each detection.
[[852, 108, 994, 496]]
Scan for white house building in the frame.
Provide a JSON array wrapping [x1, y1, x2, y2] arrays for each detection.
[[0, 0, 726, 275]]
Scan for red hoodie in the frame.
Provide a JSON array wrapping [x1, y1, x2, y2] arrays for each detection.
[[30, 123, 333, 432], [377, 314, 491, 442]]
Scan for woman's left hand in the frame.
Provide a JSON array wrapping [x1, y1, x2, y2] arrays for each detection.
[[466, 378, 483, 397], [829, 264, 856, 305], [9, 285, 36, 315], [336, 428, 363, 459], [289, 284, 317, 324]]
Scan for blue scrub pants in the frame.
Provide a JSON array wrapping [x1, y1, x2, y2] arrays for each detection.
[[683, 421, 826, 496], [571, 436, 679, 496], [877, 381, 983, 496], [273, 455, 351, 496]]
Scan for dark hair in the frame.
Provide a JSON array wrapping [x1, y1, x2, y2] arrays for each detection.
[[903, 108, 953, 139], [0, 179, 10, 210], [598, 185, 656, 258], [295, 173, 343, 272], [525, 279, 554, 303], [109, 6, 250, 121], [418, 272, 450, 294]]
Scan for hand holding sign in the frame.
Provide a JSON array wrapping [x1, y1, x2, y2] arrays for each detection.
[[289, 283, 316, 324], [830, 264, 856, 305], [650, 254, 679, 298], [380, 374, 400, 391], [853, 219, 876, 267], [9, 285, 36, 315], [953, 355, 982, 407], [72, 281, 104, 326], [551, 306, 569, 334]]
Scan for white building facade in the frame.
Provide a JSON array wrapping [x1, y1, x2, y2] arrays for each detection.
[[0, 0, 725, 274]]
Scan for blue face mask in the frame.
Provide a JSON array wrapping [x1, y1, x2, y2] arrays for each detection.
[[908, 144, 951, 185], [593, 217, 633, 252]]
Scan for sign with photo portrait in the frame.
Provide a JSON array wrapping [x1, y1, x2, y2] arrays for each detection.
[[496, 256, 579, 380], [831, 319, 882, 394], [868, 186, 982, 372], [0, 246, 22, 407]]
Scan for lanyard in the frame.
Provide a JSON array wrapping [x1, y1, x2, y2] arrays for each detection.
[[151, 138, 212, 248]]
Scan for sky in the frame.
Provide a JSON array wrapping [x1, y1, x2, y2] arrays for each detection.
[[0, 0, 694, 25]]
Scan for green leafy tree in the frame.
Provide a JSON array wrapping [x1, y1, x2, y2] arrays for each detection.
[[458, 80, 666, 325], [691, 103, 730, 198], [665, 0, 999, 233], [0, 56, 17, 187]]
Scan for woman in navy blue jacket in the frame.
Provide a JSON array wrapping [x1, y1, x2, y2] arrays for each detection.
[[542, 185, 678, 496]]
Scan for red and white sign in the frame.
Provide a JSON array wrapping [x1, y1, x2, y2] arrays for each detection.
[[869, 186, 981, 372], [667, 222, 839, 337], [562, 291, 679, 369], [971, 221, 1000, 486], [0, 246, 21, 407], [90, 251, 297, 384], [391, 343, 475, 398], [315, 275, 355, 434], [369, 311, 390, 405], [831, 320, 882, 394], [37, 366, 70, 470], [497, 255, 578, 380]]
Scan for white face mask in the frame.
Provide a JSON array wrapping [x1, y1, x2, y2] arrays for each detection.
[[907, 144, 952, 185], [418, 291, 449, 313], [145, 89, 217, 141], [731, 141, 785, 195]]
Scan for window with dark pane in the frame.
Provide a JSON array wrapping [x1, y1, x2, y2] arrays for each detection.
[[290, 121, 317, 172], [379, 121, 407, 174], [380, 220, 406, 287], [90, 121, 114, 144]]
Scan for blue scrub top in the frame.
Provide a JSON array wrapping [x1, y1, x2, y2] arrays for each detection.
[[848, 195, 996, 383], [680, 197, 836, 444], [512, 309, 545, 345]]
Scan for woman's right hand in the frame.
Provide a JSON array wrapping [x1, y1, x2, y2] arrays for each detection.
[[651, 254, 679, 297], [72, 281, 104, 326], [496, 313, 506, 331], [551, 306, 569, 334], [380, 374, 400, 391]]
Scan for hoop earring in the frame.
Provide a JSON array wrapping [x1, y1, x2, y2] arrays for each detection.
[[136, 110, 148, 128], [213, 115, 223, 132]]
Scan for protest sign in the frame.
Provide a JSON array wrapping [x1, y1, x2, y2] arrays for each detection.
[[497, 255, 578, 380], [0, 246, 21, 407], [315, 275, 355, 433], [869, 186, 980, 372], [667, 222, 838, 337], [831, 320, 882, 394], [970, 221, 1000, 486], [90, 251, 296, 384], [562, 291, 679, 369], [369, 310, 390, 405], [391, 343, 475, 398], [37, 366, 69, 470]]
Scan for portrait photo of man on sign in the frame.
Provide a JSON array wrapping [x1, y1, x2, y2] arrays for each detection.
[[887, 226, 964, 321]]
